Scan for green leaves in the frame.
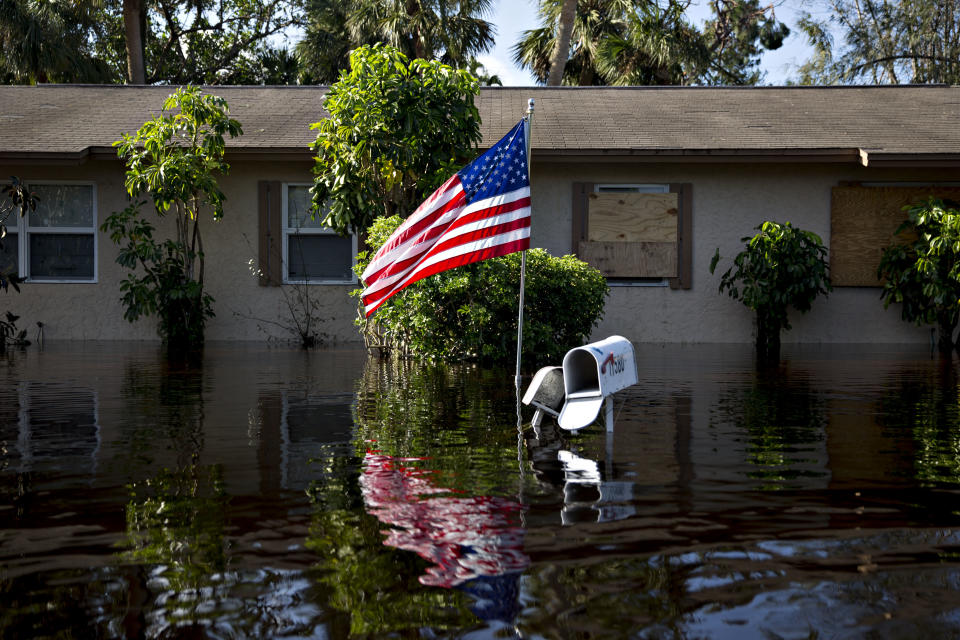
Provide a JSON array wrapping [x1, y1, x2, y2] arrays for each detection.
[[513, 0, 788, 86], [713, 220, 832, 355], [311, 44, 482, 237], [795, 0, 960, 85], [102, 87, 241, 350], [878, 197, 960, 353], [354, 216, 609, 368]]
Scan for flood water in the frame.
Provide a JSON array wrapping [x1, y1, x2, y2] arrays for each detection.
[[4, 342, 960, 638]]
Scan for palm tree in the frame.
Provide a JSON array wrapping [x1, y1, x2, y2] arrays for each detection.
[[594, 1, 705, 85], [297, 0, 376, 84], [0, 0, 113, 83], [122, 0, 146, 84], [301, 0, 494, 73], [515, 0, 788, 86], [547, 0, 577, 85], [513, 0, 634, 86]]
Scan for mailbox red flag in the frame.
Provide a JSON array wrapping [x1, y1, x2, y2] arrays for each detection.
[[360, 119, 530, 317]]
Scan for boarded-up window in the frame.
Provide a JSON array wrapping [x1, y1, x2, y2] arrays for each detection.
[[831, 185, 960, 286], [572, 182, 693, 289]]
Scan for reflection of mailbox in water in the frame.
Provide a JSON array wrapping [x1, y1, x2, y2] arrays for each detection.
[[558, 335, 638, 431]]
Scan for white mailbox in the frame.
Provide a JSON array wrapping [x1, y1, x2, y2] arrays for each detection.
[[558, 335, 638, 431], [521, 365, 565, 427]]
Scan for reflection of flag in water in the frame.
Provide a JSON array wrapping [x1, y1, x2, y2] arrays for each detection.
[[360, 450, 529, 588]]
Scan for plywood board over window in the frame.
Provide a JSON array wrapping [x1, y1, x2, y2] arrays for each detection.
[[831, 186, 960, 286], [572, 183, 693, 288]]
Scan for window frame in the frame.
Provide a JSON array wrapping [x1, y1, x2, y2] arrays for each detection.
[[595, 183, 670, 194], [280, 182, 357, 285], [595, 184, 672, 287], [4, 180, 98, 284], [572, 181, 692, 289]]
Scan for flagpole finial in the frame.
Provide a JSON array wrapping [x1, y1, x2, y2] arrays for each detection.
[[527, 98, 535, 114]]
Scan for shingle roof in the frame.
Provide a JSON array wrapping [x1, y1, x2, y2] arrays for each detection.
[[0, 85, 322, 158], [1, 84, 959, 162]]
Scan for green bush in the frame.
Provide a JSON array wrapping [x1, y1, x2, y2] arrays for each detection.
[[354, 216, 609, 368], [878, 197, 960, 354], [711, 220, 831, 361]]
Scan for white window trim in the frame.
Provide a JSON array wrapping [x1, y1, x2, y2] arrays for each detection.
[[596, 183, 670, 193], [281, 182, 357, 285], [6, 180, 98, 284]]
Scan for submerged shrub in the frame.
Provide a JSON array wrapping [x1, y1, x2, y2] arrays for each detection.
[[354, 215, 609, 368], [711, 220, 831, 362]]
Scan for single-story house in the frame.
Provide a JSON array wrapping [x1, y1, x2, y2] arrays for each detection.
[[1, 83, 958, 345]]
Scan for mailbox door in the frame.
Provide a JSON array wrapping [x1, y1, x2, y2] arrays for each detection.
[[558, 392, 604, 430]]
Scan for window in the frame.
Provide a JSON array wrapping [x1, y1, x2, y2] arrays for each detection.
[[572, 182, 692, 289], [256, 181, 356, 286], [283, 184, 356, 284], [830, 183, 960, 286], [2, 182, 97, 283]]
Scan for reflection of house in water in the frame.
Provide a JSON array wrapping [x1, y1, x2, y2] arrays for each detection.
[[254, 391, 355, 492], [1, 382, 99, 477]]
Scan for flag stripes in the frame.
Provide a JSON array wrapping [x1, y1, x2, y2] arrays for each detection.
[[360, 118, 531, 317], [362, 187, 531, 316], [361, 175, 464, 283]]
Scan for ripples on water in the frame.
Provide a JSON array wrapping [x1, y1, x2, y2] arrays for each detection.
[[4, 342, 960, 638]]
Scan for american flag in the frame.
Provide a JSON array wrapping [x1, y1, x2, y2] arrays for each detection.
[[360, 119, 531, 317]]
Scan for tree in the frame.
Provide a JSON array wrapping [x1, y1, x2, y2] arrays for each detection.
[[514, 0, 788, 86], [0, 0, 113, 83], [297, 0, 495, 84], [348, 0, 495, 65], [796, 0, 960, 84], [101, 87, 243, 350], [296, 0, 368, 84], [310, 44, 481, 236], [1, 0, 303, 85], [878, 198, 960, 355], [123, 0, 146, 84], [514, 0, 633, 86], [122, 0, 302, 84], [548, 0, 577, 85], [710, 221, 832, 362]]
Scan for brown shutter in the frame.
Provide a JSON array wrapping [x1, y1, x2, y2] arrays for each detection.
[[670, 183, 693, 290], [258, 181, 282, 286]]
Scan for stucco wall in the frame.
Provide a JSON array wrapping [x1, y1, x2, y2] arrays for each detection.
[[0, 157, 952, 344], [531, 160, 951, 345], [0, 158, 360, 343]]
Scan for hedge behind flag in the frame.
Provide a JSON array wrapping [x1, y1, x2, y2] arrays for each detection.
[[360, 119, 531, 317]]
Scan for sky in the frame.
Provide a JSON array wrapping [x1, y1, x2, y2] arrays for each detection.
[[476, 0, 821, 87]]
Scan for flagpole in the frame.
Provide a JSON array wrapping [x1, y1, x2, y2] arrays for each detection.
[[515, 98, 534, 391]]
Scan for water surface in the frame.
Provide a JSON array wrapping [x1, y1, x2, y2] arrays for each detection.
[[3, 342, 960, 638]]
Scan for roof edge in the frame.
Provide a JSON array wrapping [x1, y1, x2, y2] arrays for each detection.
[[531, 147, 867, 164]]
